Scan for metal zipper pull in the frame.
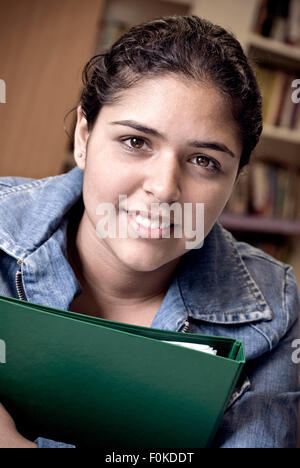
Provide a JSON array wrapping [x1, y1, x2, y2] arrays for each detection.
[[15, 259, 27, 301], [181, 319, 190, 333]]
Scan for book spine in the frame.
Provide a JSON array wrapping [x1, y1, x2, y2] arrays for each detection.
[[264, 72, 288, 125], [249, 162, 270, 216], [253, 0, 269, 35], [225, 161, 300, 222], [274, 74, 291, 126], [286, 0, 300, 45], [253, 0, 300, 46]]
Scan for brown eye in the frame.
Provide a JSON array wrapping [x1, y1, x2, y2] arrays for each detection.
[[196, 156, 209, 167], [129, 137, 145, 149], [189, 155, 220, 174], [121, 136, 150, 153]]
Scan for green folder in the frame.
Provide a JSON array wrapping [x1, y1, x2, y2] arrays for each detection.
[[0, 295, 245, 448]]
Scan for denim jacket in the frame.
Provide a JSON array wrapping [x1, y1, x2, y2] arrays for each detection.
[[0, 167, 299, 448]]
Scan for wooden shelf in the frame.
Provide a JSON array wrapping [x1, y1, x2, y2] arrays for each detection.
[[219, 213, 300, 236], [247, 33, 300, 72], [255, 125, 300, 166], [262, 125, 300, 145], [248, 33, 300, 62], [164, 0, 192, 4]]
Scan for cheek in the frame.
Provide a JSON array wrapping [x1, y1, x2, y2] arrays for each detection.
[[189, 178, 236, 230], [85, 143, 142, 204], [192, 177, 235, 208], [82, 166, 140, 232]]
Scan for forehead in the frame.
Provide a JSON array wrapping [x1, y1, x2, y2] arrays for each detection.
[[97, 75, 241, 150], [108, 75, 231, 118]]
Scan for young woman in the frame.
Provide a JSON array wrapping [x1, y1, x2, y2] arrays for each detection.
[[0, 15, 299, 448]]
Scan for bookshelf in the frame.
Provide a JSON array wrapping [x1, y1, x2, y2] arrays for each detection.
[[219, 213, 300, 237], [248, 32, 300, 66], [262, 124, 300, 144], [94, 0, 190, 54], [191, 0, 300, 283]]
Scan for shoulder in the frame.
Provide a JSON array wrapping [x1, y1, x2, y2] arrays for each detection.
[[234, 235, 297, 289], [0, 168, 83, 204], [231, 234, 299, 333], [234, 236, 290, 280]]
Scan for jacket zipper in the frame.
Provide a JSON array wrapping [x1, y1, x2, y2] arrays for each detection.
[[15, 259, 27, 301], [181, 319, 190, 333]]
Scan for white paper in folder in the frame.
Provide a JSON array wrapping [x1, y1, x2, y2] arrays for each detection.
[[162, 341, 217, 355]]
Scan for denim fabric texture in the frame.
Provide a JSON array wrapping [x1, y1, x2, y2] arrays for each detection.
[[0, 167, 299, 448]]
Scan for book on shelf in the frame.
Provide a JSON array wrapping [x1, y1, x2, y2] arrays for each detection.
[[254, 0, 300, 46], [224, 161, 300, 221], [286, 0, 300, 46], [255, 65, 300, 130], [296, 170, 300, 220]]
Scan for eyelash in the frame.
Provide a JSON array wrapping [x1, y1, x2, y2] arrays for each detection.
[[121, 136, 150, 152], [189, 155, 221, 173], [120, 136, 221, 174]]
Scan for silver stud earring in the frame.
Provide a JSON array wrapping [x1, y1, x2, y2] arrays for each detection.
[[77, 152, 83, 158]]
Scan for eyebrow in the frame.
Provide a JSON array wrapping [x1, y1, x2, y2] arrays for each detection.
[[110, 120, 236, 159]]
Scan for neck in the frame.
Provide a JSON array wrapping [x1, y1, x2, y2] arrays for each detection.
[[67, 208, 181, 312]]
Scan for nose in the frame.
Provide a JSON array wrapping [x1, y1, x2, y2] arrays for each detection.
[[142, 151, 181, 203]]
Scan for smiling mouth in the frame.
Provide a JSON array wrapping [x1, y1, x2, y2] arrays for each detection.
[[126, 210, 175, 229], [125, 210, 176, 239]]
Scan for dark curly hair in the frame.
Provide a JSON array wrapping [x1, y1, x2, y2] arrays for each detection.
[[78, 15, 263, 172]]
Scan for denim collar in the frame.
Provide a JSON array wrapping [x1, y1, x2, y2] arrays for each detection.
[[0, 167, 273, 326], [0, 168, 84, 259]]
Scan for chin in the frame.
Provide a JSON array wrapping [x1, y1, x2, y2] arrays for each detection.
[[121, 254, 172, 272], [115, 245, 177, 272]]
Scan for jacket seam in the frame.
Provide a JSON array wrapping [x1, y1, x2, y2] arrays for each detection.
[[249, 323, 272, 350], [282, 267, 287, 336], [176, 275, 190, 317], [190, 313, 269, 324], [0, 179, 47, 199], [282, 266, 295, 337], [0, 238, 31, 260]]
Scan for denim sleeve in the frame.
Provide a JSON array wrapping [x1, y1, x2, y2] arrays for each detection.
[[213, 277, 300, 449], [34, 437, 75, 448]]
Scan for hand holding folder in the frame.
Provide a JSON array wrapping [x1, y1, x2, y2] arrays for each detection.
[[0, 295, 245, 448]]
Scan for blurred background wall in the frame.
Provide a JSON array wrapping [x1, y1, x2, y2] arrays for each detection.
[[0, 0, 105, 178], [0, 0, 300, 284]]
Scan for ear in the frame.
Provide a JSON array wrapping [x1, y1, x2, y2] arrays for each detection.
[[73, 106, 89, 170]]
